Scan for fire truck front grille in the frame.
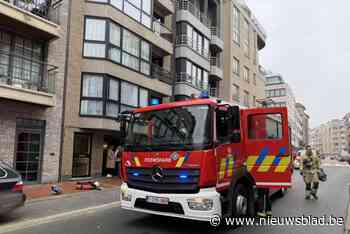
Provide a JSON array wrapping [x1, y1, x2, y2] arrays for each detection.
[[127, 168, 200, 194]]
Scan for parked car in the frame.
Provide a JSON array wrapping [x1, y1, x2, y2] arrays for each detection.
[[0, 161, 26, 214]]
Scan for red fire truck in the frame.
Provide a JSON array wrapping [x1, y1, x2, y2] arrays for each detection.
[[119, 98, 292, 221]]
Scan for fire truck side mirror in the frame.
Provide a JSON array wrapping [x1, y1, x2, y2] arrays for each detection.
[[229, 106, 240, 130]]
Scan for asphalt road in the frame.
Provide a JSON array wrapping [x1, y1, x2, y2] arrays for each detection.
[[5, 166, 350, 234]]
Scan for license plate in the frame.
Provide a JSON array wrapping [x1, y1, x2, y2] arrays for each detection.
[[146, 196, 169, 205]]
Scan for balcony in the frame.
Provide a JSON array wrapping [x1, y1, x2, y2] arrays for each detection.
[[153, 20, 173, 43], [210, 27, 223, 52], [209, 56, 223, 80], [175, 0, 211, 38], [0, 50, 57, 106], [151, 63, 173, 85], [154, 0, 175, 16], [175, 34, 210, 70], [175, 72, 208, 97], [0, 0, 59, 40]]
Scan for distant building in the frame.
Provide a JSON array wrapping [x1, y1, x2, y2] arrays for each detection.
[[311, 114, 350, 155], [265, 73, 309, 148]]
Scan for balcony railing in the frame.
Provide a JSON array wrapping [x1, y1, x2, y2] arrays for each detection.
[[210, 56, 222, 68], [176, 34, 209, 58], [176, 72, 208, 91], [210, 26, 222, 39], [151, 63, 173, 85], [176, 0, 211, 27], [152, 20, 173, 42], [4, 0, 52, 20], [0, 49, 57, 94]]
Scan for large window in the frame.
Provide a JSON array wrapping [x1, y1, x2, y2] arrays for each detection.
[[177, 22, 210, 58], [232, 84, 240, 102], [233, 6, 240, 44], [0, 30, 44, 89], [80, 74, 157, 118], [243, 90, 249, 107], [176, 58, 209, 91], [266, 88, 287, 98], [83, 18, 151, 75], [89, 0, 152, 28]]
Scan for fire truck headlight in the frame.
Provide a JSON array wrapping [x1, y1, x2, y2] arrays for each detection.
[[121, 183, 132, 201], [187, 198, 213, 211]]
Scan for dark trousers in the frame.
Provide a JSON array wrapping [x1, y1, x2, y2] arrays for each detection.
[[257, 188, 272, 213]]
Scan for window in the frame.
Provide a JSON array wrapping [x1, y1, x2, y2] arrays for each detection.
[[84, 18, 151, 75], [84, 19, 106, 58], [176, 58, 208, 90], [216, 108, 236, 143], [177, 22, 209, 57], [266, 88, 287, 97], [233, 57, 239, 76], [253, 73, 256, 85], [233, 84, 240, 102], [243, 66, 249, 82], [81, 74, 104, 116], [243, 19, 250, 57], [243, 90, 249, 107], [252, 96, 256, 107], [248, 114, 283, 140], [80, 74, 153, 118], [233, 6, 240, 44]]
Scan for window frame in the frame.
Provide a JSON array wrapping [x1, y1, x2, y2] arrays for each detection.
[[83, 16, 152, 76], [80, 73, 164, 119], [233, 5, 240, 45], [86, 0, 153, 29], [247, 113, 284, 140]]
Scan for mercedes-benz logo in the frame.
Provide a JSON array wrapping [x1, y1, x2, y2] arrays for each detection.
[[151, 166, 164, 182]]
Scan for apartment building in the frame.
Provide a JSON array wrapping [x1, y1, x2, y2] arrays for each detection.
[[58, 0, 175, 179], [222, 0, 266, 107], [311, 114, 350, 155], [296, 102, 310, 146], [0, 0, 65, 183], [265, 73, 308, 148], [174, 0, 223, 100]]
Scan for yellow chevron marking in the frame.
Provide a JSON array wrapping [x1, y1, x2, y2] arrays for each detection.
[[134, 157, 141, 167], [219, 159, 226, 180], [175, 157, 186, 168], [227, 157, 234, 177], [257, 156, 275, 172], [246, 156, 258, 172], [274, 156, 291, 173]]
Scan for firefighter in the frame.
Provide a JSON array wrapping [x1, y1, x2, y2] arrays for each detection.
[[256, 188, 272, 217], [300, 145, 321, 200]]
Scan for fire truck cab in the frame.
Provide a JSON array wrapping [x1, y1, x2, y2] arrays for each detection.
[[119, 98, 291, 221]]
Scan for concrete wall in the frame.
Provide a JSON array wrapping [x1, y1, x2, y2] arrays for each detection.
[[222, 0, 266, 106]]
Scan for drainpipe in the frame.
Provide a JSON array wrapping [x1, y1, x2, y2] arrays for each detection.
[[58, 0, 73, 182]]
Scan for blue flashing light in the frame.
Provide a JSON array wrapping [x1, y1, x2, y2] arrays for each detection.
[[151, 98, 160, 105], [132, 172, 140, 177], [179, 174, 188, 179], [199, 90, 209, 99]]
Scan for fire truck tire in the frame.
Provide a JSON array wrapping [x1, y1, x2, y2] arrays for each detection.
[[231, 183, 255, 218]]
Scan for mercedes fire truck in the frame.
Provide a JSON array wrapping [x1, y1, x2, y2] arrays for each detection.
[[119, 98, 292, 221]]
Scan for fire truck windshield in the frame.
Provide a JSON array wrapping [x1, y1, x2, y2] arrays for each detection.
[[124, 105, 211, 151]]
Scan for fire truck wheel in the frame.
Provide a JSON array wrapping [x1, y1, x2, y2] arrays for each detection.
[[231, 183, 255, 217]]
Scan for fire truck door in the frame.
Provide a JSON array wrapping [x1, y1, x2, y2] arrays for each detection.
[[242, 108, 292, 189]]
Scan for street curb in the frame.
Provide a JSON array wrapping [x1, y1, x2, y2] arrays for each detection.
[[26, 186, 120, 204], [0, 201, 121, 234]]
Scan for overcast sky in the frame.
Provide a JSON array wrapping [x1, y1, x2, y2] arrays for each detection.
[[245, 0, 350, 128]]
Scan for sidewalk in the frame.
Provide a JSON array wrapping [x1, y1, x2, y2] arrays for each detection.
[[24, 177, 122, 201]]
